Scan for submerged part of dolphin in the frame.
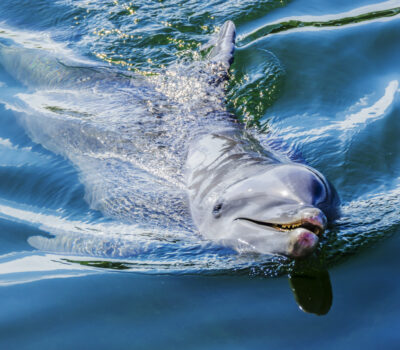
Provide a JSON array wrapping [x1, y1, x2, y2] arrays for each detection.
[[0, 21, 338, 259], [186, 21, 339, 258]]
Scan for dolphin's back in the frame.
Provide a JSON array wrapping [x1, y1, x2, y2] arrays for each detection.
[[0, 21, 243, 243], [0, 43, 139, 89]]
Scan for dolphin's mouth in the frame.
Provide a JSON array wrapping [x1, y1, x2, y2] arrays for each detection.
[[235, 218, 324, 235]]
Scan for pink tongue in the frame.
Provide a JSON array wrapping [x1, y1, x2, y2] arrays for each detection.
[[299, 231, 318, 246], [291, 231, 319, 258]]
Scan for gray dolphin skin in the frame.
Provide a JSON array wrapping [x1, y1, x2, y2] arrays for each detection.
[[186, 21, 339, 258], [0, 21, 339, 259]]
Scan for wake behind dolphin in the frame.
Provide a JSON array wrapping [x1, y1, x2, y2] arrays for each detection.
[[0, 21, 339, 262]]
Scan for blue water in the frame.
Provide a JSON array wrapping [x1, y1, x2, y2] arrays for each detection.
[[0, 0, 400, 348]]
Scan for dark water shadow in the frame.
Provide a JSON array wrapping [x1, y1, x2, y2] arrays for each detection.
[[289, 268, 332, 315]]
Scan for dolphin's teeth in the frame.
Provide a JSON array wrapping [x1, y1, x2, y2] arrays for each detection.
[[238, 218, 323, 235], [276, 222, 303, 230]]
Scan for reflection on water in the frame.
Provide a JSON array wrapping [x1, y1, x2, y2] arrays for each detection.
[[239, 0, 400, 45], [289, 263, 332, 315], [0, 253, 96, 286], [66, 256, 334, 315], [64, 259, 131, 270]]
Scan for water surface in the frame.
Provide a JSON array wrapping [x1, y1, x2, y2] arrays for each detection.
[[0, 0, 399, 348]]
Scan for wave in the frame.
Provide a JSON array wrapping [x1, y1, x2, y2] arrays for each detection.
[[239, 0, 400, 46]]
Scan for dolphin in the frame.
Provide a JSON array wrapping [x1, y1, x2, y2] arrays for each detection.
[[186, 21, 339, 258], [0, 21, 339, 259]]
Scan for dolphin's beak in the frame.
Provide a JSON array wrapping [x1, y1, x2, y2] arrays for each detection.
[[236, 207, 327, 236], [233, 207, 327, 257], [287, 208, 327, 258], [299, 208, 327, 236]]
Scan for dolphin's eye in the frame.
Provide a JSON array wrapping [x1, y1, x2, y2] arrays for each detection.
[[212, 203, 223, 218]]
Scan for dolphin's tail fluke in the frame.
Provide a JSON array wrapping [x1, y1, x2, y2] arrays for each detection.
[[207, 21, 236, 83]]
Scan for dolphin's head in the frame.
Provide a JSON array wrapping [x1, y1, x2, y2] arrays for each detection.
[[204, 164, 339, 258]]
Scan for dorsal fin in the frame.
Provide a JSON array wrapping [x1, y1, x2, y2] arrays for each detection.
[[208, 21, 236, 80]]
